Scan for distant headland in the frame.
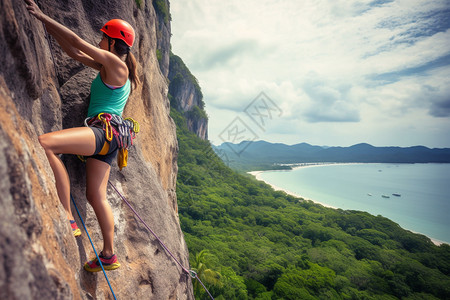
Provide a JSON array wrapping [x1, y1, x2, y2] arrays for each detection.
[[214, 141, 450, 171]]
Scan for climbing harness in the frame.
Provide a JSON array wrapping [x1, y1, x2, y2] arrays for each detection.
[[108, 181, 215, 300], [70, 194, 117, 300], [80, 113, 140, 170]]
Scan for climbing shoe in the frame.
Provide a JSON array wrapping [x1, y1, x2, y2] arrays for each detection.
[[84, 252, 121, 272], [70, 220, 81, 237]]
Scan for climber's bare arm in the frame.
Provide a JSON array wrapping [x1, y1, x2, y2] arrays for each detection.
[[24, 0, 125, 76], [44, 26, 102, 70]]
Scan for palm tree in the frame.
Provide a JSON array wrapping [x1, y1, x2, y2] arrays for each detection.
[[191, 250, 222, 299]]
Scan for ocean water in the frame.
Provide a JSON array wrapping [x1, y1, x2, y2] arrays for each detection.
[[257, 163, 450, 244]]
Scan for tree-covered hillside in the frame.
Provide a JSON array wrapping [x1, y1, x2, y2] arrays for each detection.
[[172, 108, 450, 299]]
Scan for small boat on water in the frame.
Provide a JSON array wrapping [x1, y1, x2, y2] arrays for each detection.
[[382, 195, 390, 198], [367, 193, 372, 196], [392, 193, 401, 197]]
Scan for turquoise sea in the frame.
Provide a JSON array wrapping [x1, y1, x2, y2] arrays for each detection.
[[257, 163, 450, 244]]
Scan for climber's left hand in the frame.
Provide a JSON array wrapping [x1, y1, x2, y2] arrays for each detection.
[[24, 0, 46, 22]]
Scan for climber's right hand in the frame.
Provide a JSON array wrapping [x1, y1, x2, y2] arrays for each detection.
[[24, 0, 46, 22]]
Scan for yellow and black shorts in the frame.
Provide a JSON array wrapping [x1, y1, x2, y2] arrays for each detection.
[[87, 126, 119, 165]]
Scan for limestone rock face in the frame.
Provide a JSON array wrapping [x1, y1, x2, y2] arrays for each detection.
[[0, 0, 193, 299], [168, 54, 208, 140], [154, 0, 171, 78], [186, 117, 208, 141]]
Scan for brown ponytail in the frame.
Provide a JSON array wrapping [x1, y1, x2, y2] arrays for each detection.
[[126, 52, 140, 91], [110, 37, 140, 92]]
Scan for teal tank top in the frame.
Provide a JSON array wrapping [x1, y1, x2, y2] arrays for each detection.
[[87, 73, 131, 118]]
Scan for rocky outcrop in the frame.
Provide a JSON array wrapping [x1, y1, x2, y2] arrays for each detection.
[[153, 0, 171, 77], [0, 0, 193, 299], [168, 54, 208, 140], [186, 117, 208, 141]]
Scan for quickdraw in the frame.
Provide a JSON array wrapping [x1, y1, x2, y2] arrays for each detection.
[[98, 113, 113, 142], [125, 117, 139, 134]]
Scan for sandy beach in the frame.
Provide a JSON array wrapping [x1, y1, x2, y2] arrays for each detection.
[[248, 169, 338, 209], [248, 165, 447, 246]]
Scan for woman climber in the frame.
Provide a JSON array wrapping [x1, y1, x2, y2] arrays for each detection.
[[25, 0, 139, 272]]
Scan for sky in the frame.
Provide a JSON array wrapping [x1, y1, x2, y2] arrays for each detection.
[[170, 0, 450, 148]]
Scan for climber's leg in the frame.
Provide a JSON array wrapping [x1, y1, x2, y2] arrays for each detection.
[[85, 157, 115, 257], [39, 127, 96, 221]]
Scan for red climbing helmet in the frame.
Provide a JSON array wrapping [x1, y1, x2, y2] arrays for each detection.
[[100, 19, 135, 47]]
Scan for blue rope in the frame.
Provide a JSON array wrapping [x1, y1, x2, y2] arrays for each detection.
[[70, 193, 117, 300]]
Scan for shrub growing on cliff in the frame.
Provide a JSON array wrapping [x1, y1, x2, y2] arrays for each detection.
[[156, 49, 162, 62], [153, 0, 171, 23], [186, 105, 208, 123]]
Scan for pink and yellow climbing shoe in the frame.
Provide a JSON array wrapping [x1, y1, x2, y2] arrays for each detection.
[[70, 220, 81, 237], [84, 252, 121, 272]]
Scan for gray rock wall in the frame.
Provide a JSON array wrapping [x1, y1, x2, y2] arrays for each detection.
[[168, 54, 208, 140], [154, 0, 171, 78], [0, 0, 193, 299]]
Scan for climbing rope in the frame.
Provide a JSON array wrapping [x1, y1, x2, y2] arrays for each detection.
[[108, 181, 215, 300], [190, 270, 215, 300], [70, 193, 117, 300]]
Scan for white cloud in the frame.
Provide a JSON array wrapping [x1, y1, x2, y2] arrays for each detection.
[[170, 0, 450, 147]]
